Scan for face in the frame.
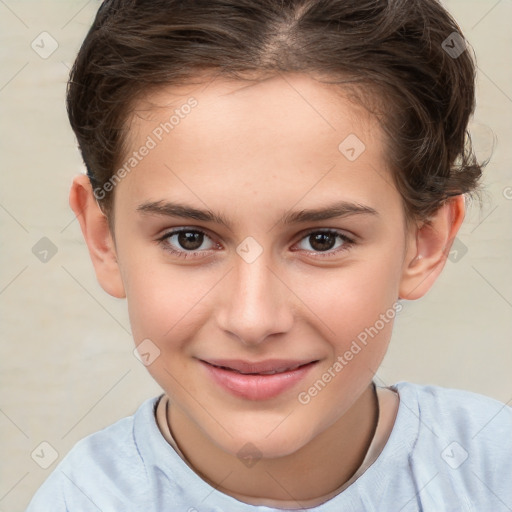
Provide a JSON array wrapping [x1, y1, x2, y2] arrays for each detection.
[[111, 73, 412, 458]]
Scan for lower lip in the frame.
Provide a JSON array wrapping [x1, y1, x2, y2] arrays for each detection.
[[200, 361, 317, 401]]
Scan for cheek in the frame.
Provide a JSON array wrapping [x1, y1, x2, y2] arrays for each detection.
[[297, 251, 403, 342], [124, 264, 213, 394], [295, 259, 402, 419], [123, 260, 212, 346]]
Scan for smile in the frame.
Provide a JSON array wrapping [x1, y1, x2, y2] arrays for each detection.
[[199, 359, 319, 400]]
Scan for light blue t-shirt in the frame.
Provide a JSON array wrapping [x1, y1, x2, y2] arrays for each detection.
[[26, 381, 512, 511]]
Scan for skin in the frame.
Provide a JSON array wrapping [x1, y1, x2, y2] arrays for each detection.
[[70, 72, 465, 505]]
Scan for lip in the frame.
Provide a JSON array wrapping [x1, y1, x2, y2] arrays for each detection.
[[199, 358, 318, 401]]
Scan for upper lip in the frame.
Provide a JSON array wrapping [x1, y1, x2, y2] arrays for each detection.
[[200, 358, 317, 375]]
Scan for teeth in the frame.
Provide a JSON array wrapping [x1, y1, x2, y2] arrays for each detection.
[[239, 364, 303, 375], [212, 362, 308, 375], [236, 369, 280, 375]]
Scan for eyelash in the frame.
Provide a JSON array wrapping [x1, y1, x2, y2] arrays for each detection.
[[157, 228, 355, 260]]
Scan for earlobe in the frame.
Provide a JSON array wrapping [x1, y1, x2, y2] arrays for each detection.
[[399, 195, 465, 300], [69, 174, 126, 299]]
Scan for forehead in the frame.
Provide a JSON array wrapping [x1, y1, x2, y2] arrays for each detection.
[[118, 73, 398, 219], [128, 72, 378, 148]]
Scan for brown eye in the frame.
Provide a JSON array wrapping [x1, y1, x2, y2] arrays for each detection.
[[295, 230, 354, 257], [176, 231, 204, 250], [159, 228, 216, 257], [308, 232, 337, 252]]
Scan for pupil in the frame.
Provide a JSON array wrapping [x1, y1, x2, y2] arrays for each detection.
[[178, 231, 203, 250], [310, 232, 335, 251]]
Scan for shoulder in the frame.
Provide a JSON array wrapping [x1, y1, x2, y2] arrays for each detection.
[[392, 380, 512, 442], [390, 381, 512, 510], [26, 395, 162, 510]]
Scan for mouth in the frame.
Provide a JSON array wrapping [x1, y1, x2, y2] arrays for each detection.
[[198, 358, 319, 400], [203, 359, 316, 374]]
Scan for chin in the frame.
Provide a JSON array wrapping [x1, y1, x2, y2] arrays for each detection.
[[214, 414, 318, 460]]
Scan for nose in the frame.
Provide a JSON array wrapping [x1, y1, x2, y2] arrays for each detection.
[[215, 253, 294, 347]]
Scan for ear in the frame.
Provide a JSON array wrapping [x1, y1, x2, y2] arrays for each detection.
[[399, 195, 465, 300], [69, 174, 126, 299]]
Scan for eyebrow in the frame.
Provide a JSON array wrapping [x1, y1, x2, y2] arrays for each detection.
[[136, 200, 378, 229]]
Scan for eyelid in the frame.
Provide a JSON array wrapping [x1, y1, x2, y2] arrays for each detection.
[[291, 228, 355, 255], [296, 227, 355, 242], [157, 227, 218, 249], [157, 226, 356, 258]]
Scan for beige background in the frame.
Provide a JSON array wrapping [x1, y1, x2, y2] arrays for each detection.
[[1, 0, 511, 509]]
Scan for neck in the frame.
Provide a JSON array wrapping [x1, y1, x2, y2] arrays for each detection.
[[167, 382, 379, 504]]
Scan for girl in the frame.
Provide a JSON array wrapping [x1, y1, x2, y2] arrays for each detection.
[[28, 0, 511, 510]]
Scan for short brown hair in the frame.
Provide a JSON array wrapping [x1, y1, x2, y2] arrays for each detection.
[[67, 0, 483, 222]]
